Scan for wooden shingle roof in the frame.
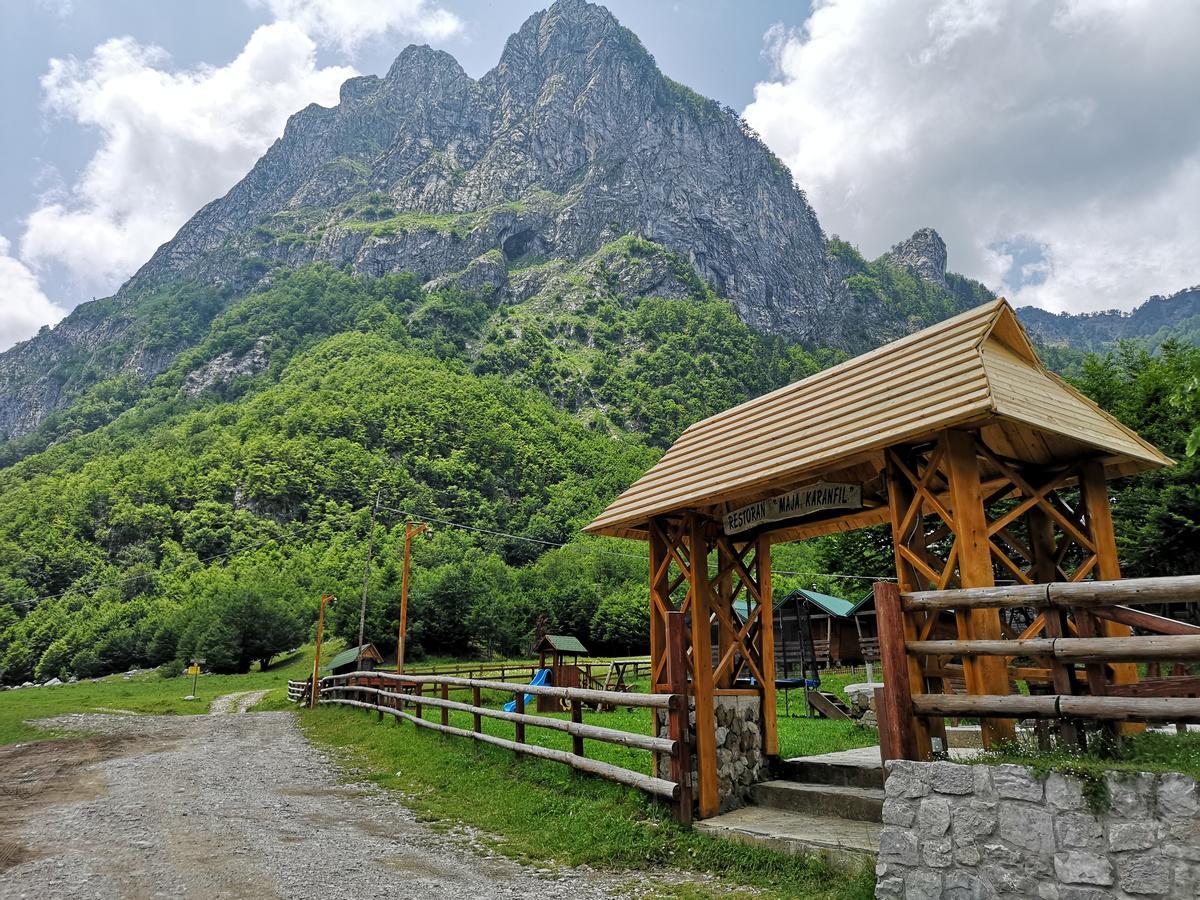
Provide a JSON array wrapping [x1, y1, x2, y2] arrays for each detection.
[[586, 299, 1170, 539]]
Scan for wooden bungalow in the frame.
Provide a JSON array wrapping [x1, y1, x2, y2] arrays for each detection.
[[727, 589, 878, 676], [586, 297, 1172, 817]]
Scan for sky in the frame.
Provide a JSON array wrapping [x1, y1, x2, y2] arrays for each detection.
[[0, 0, 1198, 352]]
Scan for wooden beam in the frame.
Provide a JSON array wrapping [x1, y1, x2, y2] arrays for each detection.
[[907, 635, 1200, 662], [875, 582, 919, 761], [944, 429, 1014, 745], [1079, 461, 1139, 688], [688, 515, 720, 819], [904, 574, 1200, 611], [1093, 605, 1200, 636], [757, 534, 778, 756]]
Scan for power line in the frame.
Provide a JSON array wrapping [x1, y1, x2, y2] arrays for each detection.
[[376, 504, 895, 583]]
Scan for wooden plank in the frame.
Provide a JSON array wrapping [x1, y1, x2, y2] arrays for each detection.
[[1108, 676, 1200, 698], [944, 429, 1014, 746], [912, 692, 1200, 722]]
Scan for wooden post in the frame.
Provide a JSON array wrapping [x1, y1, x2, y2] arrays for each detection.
[[885, 453, 934, 758], [756, 534, 778, 757], [649, 519, 671, 690], [1079, 462, 1139, 686], [515, 690, 526, 757], [943, 429, 1014, 746], [310, 593, 335, 710], [414, 681, 423, 722], [571, 700, 584, 758], [666, 610, 693, 824], [715, 542, 734, 690], [688, 514, 720, 819], [440, 682, 450, 727], [874, 582, 918, 760], [472, 686, 482, 734], [1028, 506, 1082, 748], [396, 522, 428, 674]]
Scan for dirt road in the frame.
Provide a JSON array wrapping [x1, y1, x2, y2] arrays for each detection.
[[0, 711, 644, 899]]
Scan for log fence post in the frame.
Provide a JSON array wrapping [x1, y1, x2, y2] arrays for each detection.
[[472, 686, 483, 734], [875, 581, 918, 761], [515, 691, 526, 757], [441, 682, 450, 727], [665, 610, 693, 824], [571, 700, 584, 759]]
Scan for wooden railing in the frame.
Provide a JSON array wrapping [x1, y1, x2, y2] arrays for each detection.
[[876, 575, 1200, 759], [286, 679, 310, 703], [314, 669, 692, 820]]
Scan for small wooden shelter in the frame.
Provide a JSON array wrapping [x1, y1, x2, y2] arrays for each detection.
[[534, 634, 588, 712], [586, 298, 1171, 817], [325, 643, 383, 676]]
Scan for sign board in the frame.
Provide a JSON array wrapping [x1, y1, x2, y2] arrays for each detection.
[[187, 664, 201, 676], [723, 482, 863, 535]]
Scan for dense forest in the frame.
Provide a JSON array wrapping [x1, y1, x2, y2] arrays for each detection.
[[1, 246, 1197, 683]]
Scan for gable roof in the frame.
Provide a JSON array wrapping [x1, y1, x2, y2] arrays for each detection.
[[324, 643, 382, 671], [586, 299, 1170, 539], [536, 634, 588, 654]]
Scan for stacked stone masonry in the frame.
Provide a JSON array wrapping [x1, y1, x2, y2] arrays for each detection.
[[876, 759, 1200, 899], [656, 695, 767, 813]]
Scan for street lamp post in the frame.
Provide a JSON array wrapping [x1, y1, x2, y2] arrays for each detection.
[[310, 593, 336, 709], [396, 522, 428, 674]]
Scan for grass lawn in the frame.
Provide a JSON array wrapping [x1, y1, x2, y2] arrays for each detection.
[[0, 643, 328, 745], [964, 729, 1200, 783]]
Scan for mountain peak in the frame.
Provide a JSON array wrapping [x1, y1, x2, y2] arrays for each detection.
[[882, 227, 948, 289]]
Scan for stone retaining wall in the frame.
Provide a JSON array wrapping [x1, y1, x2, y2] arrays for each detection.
[[876, 759, 1200, 899], [656, 695, 766, 813]]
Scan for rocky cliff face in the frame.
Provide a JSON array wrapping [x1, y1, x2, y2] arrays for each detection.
[[880, 228, 949, 291], [141, 0, 837, 336], [0, 0, 852, 440]]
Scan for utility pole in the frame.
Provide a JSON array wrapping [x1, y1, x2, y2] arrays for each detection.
[[396, 522, 429, 673], [356, 489, 382, 670], [310, 594, 336, 709]]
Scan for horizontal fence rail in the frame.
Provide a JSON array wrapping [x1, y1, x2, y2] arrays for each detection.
[[286, 679, 310, 703], [313, 670, 684, 808], [906, 635, 1200, 663], [903, 574, 1200, 612]]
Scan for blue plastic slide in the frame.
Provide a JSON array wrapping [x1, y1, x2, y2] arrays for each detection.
[[504, 668, 551, 712]]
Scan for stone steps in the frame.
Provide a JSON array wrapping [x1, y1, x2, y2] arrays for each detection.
[[694, 806, 880, 872], [752, 780, 885, 822], [777, 756, 886, 790], [693, 748, 886, 870]]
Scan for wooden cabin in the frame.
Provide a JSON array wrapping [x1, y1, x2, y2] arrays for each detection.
[[324, 643, 383, 677]]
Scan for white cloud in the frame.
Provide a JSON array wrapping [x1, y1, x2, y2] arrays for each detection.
[[256, 0, 462, 53], [20, 23, 355, 296], [0, 235, 67, 348], [744, 0, 1200, 312]]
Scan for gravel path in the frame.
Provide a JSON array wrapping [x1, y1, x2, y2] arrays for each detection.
[[208, 690, 270, 714], [0, 712, 654, 899]]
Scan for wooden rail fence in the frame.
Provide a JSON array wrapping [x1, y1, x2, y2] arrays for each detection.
[[310, 668, 692, 820], [286, 679, 310, 704], [876, 574, 1200, 760]]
